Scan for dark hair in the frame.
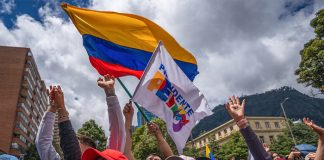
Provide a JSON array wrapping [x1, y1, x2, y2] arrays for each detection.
[[146, 153, 162, 160], [77, 134, 97, 149]]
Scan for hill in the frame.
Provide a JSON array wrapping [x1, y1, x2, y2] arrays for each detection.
[[192, 86, 324, 138]]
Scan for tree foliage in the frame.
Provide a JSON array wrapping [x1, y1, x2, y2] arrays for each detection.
[[295, 9, 324, 93], [216, 132, 248, 160], [77, 119, 107, 151], [270, 122, 319, 155], [24, 144, 39, 160], [132, 118, 200, 159]]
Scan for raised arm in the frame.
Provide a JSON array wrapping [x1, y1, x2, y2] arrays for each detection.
[[54, 86, 81, 160], [225, 96, 272, 160], [123, 101, 135, 160], [35, 86, 60, 160], [303, 118, 324, 160], [147, 122, 174, 158], [97, 74, 126, 152]]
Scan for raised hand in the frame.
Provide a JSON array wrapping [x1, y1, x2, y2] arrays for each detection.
[[46, 85, 56, 113], [97, 74, 115, 96], [123, 101, 134, 127], [225, 96, 246, 122], [303, 118, 324, 137], [147, 122, 162, 137], [263, 143, 270, 152], [306, 152, 316, 160], [53, 85, 65, 109]]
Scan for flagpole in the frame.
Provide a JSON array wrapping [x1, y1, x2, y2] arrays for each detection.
[[116, 78, 150, 123]]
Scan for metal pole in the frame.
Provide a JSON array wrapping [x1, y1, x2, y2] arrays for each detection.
[[280, 98, 297, 146], [116, 78, 150, 123]]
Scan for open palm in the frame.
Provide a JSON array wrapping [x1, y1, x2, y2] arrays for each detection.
[[303, 117, 324, 136], [226, 96, 245, 122]]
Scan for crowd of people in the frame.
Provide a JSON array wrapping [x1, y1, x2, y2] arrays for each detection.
[[34, 74, 324, 160]]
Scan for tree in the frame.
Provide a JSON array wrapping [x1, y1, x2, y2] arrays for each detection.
[[270, 122, 319, 155], [207, 134, 220, 157], [24, 144, 39, 160], [132, 119, 176, 159], [295, 9, 324, 93], [132, 118, 200, 159], [77, 119, 107, 151], [216, 132, 248, 160]]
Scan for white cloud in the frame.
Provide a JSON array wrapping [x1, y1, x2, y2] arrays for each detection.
[[0, 0, 15, 14], [1, 0, 324, 135]]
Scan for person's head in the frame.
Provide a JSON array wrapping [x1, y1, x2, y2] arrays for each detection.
[[291, 146, 299, 152], [146, 153, 162, 160], [272, 152, 281, 160], [290, 146, 302, 158], [77, 134, 97, 153]]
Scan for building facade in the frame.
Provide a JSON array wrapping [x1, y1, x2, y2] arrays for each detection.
[[0, 46, 58, 157], [189, 116, 287, 149]]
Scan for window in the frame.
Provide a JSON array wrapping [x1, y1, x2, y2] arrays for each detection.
[[20, 135, 27, 143], [18, 112, 29, 125], [11, 143, 19, 149], [265, 122, 270, 128], [255, 122, 261, 129], [32, 117, 37, 126], [218, 132, 221, 137], [269, 135, 274, 143], [19, 103, 30, 116], [274, 122, 280, 128], [17, 122, 27, 133], [259, 136, 265, 143], [29, 124, 37, 135], [230, 126, 234, 131], [224, 129, 227, 134], [30, 134, 35, 141]]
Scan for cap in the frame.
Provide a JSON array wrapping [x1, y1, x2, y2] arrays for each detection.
[[81, 148, 128, 160]]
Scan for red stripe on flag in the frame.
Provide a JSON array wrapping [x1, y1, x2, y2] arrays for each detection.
[[89, 56, 143, 79]]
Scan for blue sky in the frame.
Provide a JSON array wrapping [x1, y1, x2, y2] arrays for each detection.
[[0, 0, 91, 28], [1, 0, 324, 132]]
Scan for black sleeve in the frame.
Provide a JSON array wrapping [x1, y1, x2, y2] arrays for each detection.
[[240, 126, 272, 160], [59, 120, 81, 160]]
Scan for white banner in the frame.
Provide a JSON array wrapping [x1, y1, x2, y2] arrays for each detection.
[[132, 42, 212, 154]]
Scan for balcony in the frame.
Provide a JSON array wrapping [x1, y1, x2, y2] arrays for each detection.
[[20, 89, 27, 98], [22, 75, 33, 90], [18, 103, 30, 116]]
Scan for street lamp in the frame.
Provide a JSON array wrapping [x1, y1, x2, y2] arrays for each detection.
[[280, 97, 297, 146]]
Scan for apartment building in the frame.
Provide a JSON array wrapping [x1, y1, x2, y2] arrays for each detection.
[[0, 46, 59, 157]]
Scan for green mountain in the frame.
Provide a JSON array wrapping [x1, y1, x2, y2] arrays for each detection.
[[192, 86, 324, 138]]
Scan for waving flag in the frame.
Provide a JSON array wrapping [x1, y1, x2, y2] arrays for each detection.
[[206, 145, 216, 160], [61, 4, 198, 81], [132, 42, 211, 153]]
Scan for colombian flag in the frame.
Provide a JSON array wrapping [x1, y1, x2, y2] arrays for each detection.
[[61, 4, 198, 81], [206, 145, 216, 160]]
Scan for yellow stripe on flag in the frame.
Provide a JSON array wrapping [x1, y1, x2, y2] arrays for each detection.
[[61, 3, 197, 65]]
